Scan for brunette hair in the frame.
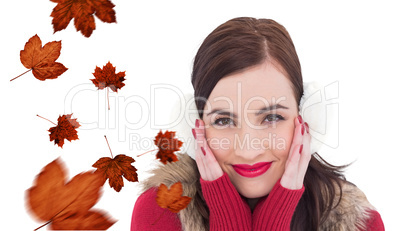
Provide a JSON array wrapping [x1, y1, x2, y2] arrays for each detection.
[[191, 17, 347, 230]]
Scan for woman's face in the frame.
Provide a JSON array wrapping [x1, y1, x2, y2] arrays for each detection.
[[202, 60, 298, 198]]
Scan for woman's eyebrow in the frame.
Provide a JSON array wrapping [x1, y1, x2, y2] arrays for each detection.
[[206, 109, 237, 118], [255, 104, 289, 115], [206, 104, 288, 118]]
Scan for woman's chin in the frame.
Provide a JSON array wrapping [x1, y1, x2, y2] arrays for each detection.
[[235, 181, 275, 199], [239, 190, 268, 199]]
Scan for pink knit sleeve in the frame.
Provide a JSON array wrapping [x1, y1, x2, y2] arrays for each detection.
[[200, 172, 252, 231], [131, 188, 182, 231], [360, 210, 385, 231], [252, 179, 304, 230]]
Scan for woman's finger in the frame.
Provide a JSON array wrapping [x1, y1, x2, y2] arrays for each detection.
[[194, 119, 223, 181], [281, 116, 305, 189], [193, 121, 208, 180], [285, 116, 304, 167], [297, 122, 312, 183]]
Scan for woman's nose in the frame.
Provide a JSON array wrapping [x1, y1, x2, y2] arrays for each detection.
[[233, 125, 267, 159]]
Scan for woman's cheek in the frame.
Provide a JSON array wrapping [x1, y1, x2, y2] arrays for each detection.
[[205, 129, 233, 155], [207, 134, 231, 150], [278, 122, 296, 158], [265, 122, 294, 158]]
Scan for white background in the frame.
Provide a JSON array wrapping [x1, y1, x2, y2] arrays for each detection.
[[1, 0, 401, 230]]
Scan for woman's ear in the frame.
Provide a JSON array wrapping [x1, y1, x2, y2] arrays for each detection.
[[299, 81, 338, 154]]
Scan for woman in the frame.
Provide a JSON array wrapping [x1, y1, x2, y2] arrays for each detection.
[[131, 17, 384, 230]]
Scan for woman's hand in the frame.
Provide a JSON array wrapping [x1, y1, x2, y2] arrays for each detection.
[[193, 119, 224, 181], [280, 115, 312, 190]]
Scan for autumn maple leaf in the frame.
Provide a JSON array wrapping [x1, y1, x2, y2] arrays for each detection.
[[154, 130, 183, 164], [11, 35, 67, 81], [26, 158, 116, 230], [93, 154, 138, 192], [92, 136, 138, 192], [156, 182, 191, 213], [91, 61, 125, 92], [42, 114, 80, 148], [90, 61, 125, 110], [50, 0, 116, 37]]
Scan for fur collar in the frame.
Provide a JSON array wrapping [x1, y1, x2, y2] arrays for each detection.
[[319, 179, 375, 231], [140, 153, 375, 231]]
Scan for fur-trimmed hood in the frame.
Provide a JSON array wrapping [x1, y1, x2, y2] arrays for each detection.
[[140, 153, 376, 231]]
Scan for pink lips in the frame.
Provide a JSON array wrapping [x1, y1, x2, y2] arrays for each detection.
[[232, 162, 272, 178]]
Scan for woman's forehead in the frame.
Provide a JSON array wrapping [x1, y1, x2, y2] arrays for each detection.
[[206, 61, 295, 109]]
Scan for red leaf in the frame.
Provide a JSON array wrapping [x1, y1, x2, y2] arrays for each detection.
[[92, 154, 138, 192], [50, 0, 116, 37], [12, 35, 67, 81], [26, 158, 116, 230], [90, 61, 126, 110], [156, 151, 179, 165], [48, 114, 80, 148], [156, 182, 191, 213], [50, 210, 115, 230], [91, 61, 126, 92], [154, 130, 183, 164]]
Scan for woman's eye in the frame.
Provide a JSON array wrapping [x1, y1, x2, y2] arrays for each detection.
[[212, 117, 233, 126], [264, 114, 285, 123]]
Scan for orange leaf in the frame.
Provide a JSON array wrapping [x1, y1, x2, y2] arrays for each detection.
[[91, 61, 126, 92], [50, 0, 116, 37], [50, 210, 114, 230], [92, 154, 138, 192], [90, 61, 125, 110], [26, 158, 116, 230], [12, 35, 67, 81], [48, 114, 80, 148], [154, 130, 183, 164], [156, 151, 179, 165], [156, 182, 192, 213]]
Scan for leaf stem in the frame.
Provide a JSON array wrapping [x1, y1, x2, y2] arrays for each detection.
[[37, 114, 56, 125], [33, 220, 51, 231], [104, 135, 113, 158], [33, 183, 87, 230], [107, 88, 110, 110], [10, 68, 32, 81], [33, 199, 75, 230], [137, 149, 158, 157]]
